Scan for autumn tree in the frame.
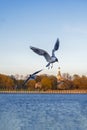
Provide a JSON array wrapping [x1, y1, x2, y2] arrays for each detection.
[[81, 75, 87, 89], [73, 74, 81, 89], [0, 74, 15, 90], [41, 76, 52, 91], [16, 79, 24, 90], [35, 75, 42, 82], [26, 80, 36, 91], [73, 75, 87, 89], [49, 75, 57, 90]]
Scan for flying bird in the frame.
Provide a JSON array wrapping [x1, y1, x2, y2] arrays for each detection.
[[22, 69, 42, 86], [30, 38, 59, 69]]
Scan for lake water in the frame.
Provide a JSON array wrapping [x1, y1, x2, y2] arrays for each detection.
[[0, 93, 87, 130]]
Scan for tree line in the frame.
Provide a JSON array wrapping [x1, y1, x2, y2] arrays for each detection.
[[0, 73, 87, 91]]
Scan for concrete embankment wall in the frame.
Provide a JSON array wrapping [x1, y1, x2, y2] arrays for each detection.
[[0, 90, 87, 94]]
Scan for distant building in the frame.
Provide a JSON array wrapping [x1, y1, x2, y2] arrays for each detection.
[[35, 82, 42, 89], [57, 67, 65, 89], [57, 67, 64, 82]]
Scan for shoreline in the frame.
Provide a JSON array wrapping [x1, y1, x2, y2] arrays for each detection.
[[0, 90, 87, 94]]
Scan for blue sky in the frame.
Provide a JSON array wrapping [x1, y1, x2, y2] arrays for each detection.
[[0, 0, 87, 76]]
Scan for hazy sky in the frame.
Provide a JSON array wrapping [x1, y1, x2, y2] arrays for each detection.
[[0, 0, 87, 76]]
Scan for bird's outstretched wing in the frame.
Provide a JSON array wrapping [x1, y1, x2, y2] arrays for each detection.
[[52, 38, 59, 56], [22, 76, 31, 86], [32, 69, 43, 76], [30, 46, 51, 62], [23, 69, 42, 86]]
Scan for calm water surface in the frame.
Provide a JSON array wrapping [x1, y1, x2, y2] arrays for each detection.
[[0, 94, 87, 130]]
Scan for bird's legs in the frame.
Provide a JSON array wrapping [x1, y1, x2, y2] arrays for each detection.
[[47, 63, 53, 69], [51, 63, 53, 68], [46, 62, 50, 69]]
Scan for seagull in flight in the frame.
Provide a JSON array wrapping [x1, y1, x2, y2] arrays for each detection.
[[30, 38, 59, 69], [22, 69, 42, 86]]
